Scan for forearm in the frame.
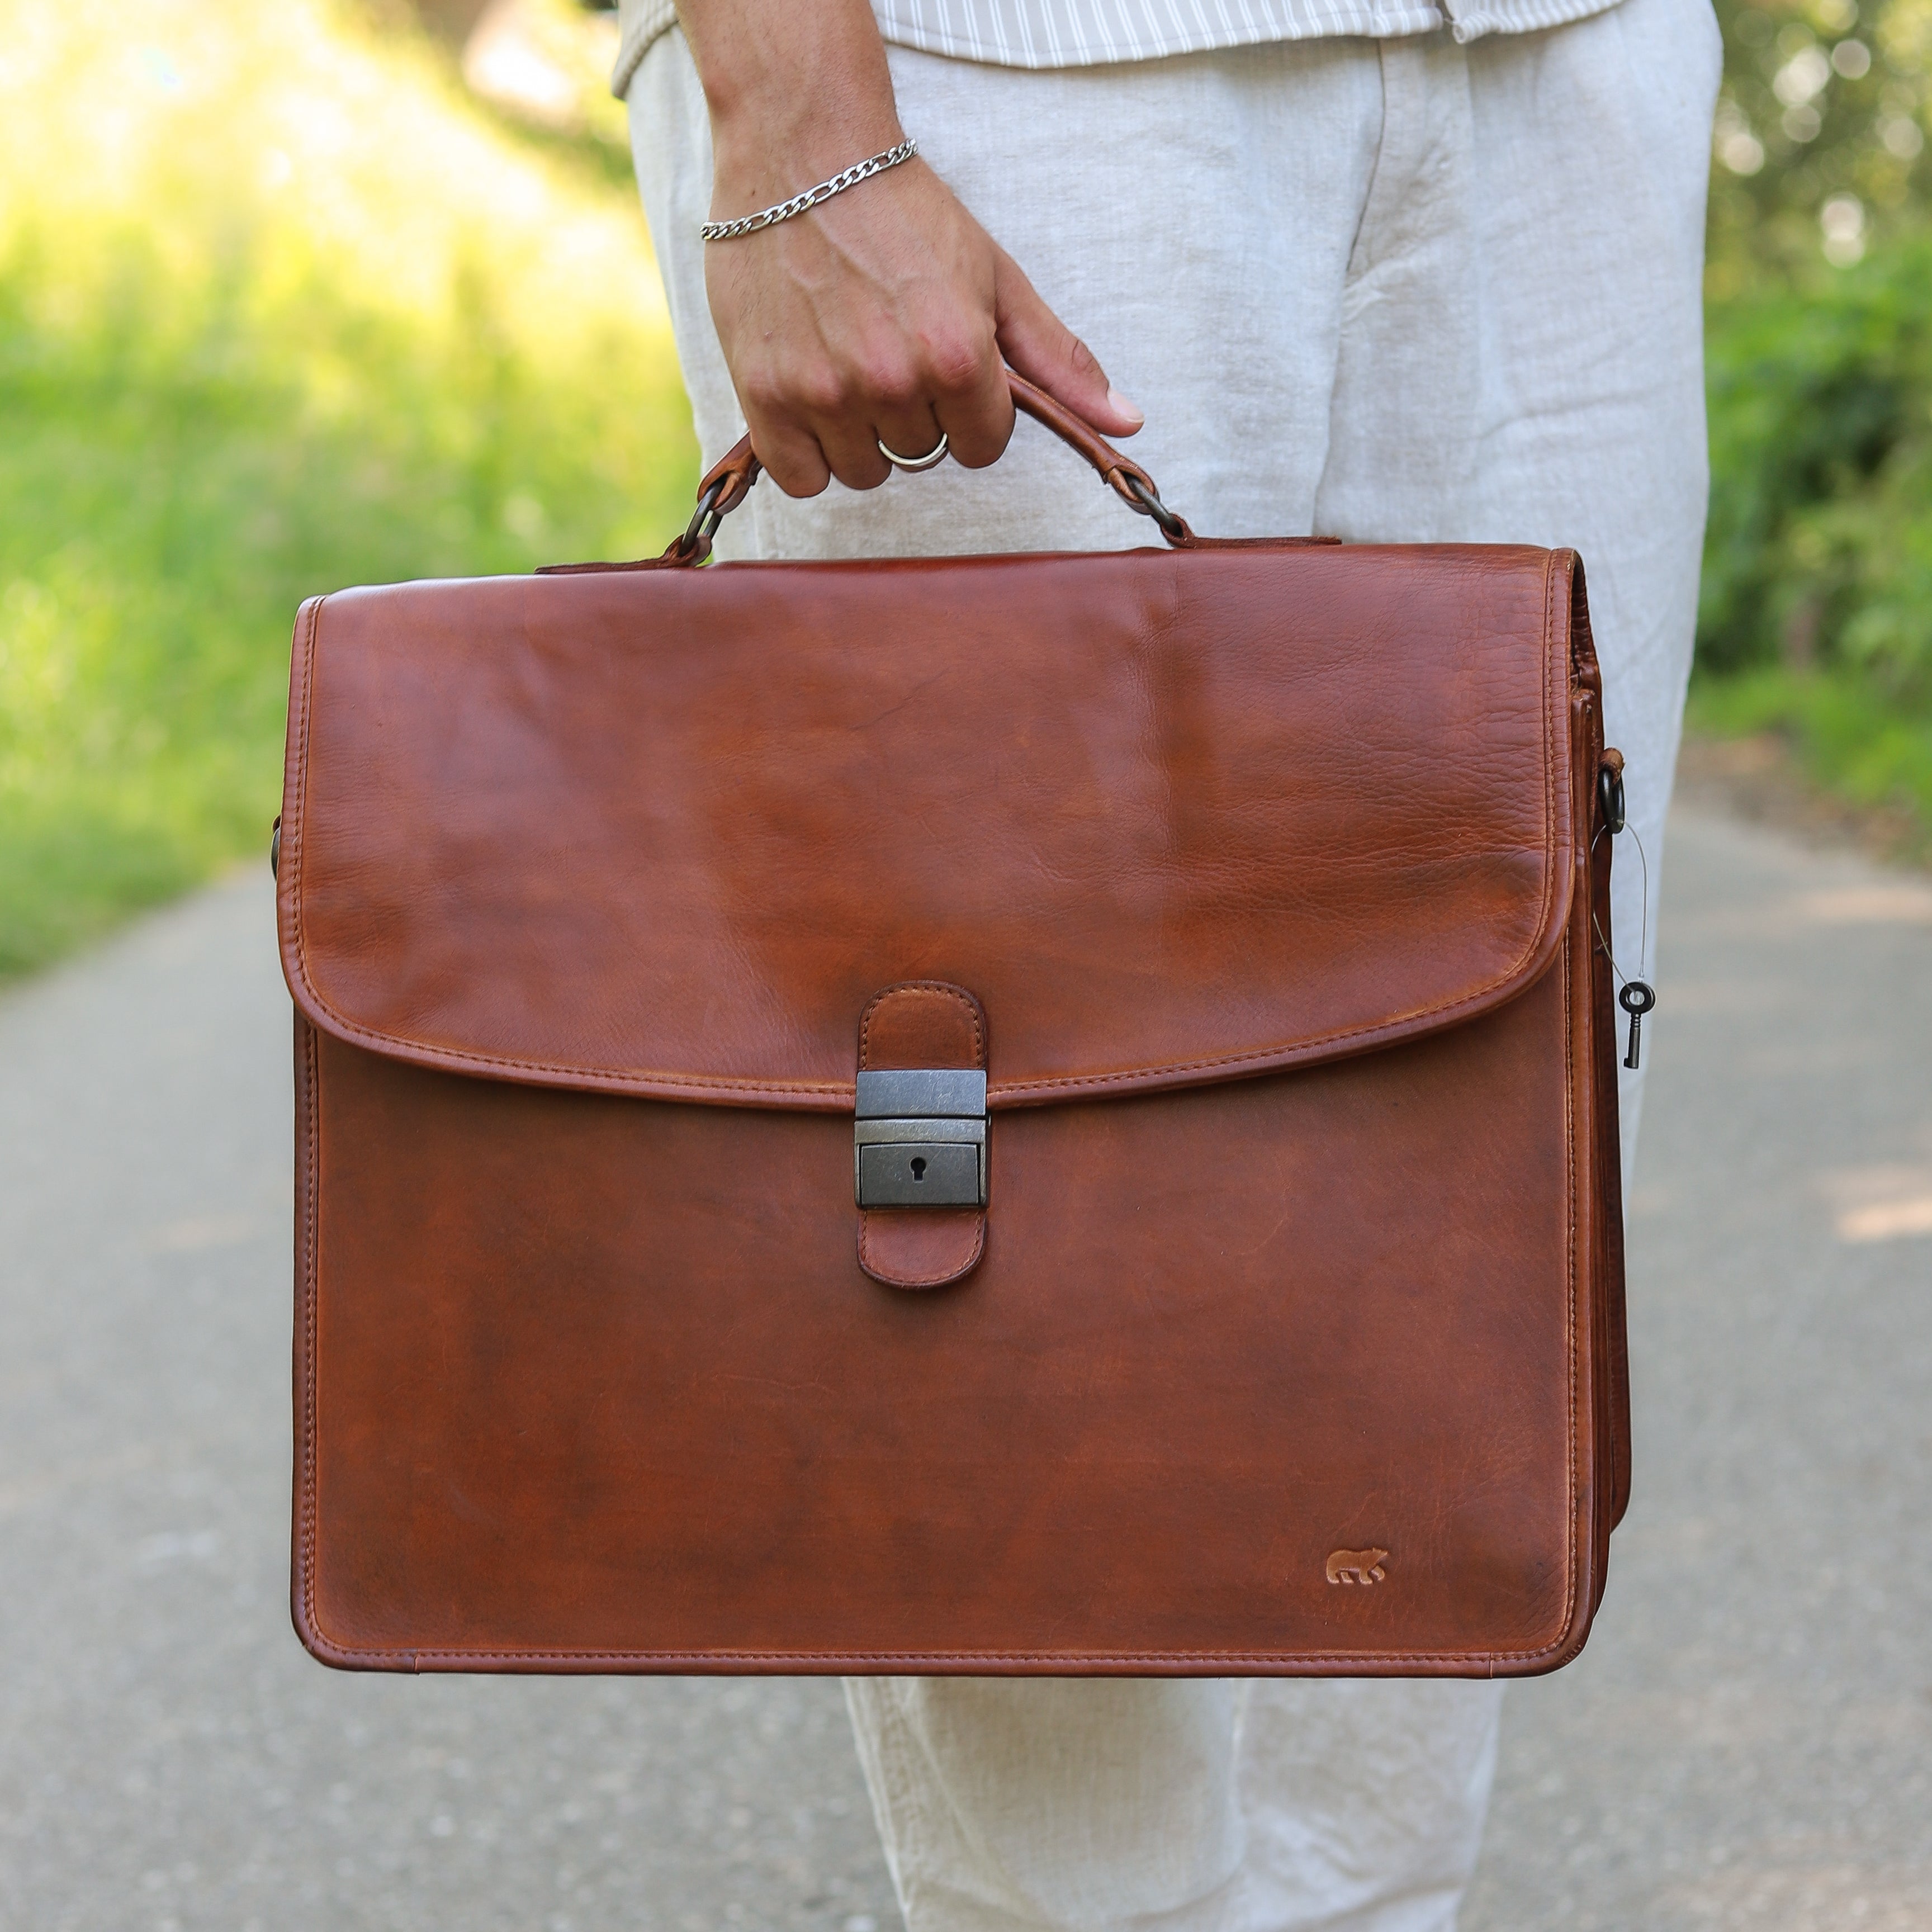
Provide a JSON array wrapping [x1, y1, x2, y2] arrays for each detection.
[[673, 0, 902, 215]]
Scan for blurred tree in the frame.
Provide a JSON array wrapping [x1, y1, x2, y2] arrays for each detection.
[[1693, 1, 1932, 843], [1701, 243, 1932, 683], [1710, 0, 1932, 288]]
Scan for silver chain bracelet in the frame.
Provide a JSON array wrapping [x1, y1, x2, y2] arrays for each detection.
[[700, 139, 918, 243]]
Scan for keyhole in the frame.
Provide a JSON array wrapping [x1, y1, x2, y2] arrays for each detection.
[[910, 1157, 927, 1181]]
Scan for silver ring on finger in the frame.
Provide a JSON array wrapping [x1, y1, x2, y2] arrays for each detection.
[[876, 431, 949, 473]]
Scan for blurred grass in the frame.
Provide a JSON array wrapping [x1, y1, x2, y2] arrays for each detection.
[[1685, 667, 1932, 856], [0, 0, 695, 978]]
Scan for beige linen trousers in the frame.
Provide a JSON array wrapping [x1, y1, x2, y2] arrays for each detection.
[[624, 0, 1718, 1924]]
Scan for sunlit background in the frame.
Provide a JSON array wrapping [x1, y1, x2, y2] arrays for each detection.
[[1, 0, 1929, 981], [0, 0, 692, 976], [1700, 0, 1932, 845]]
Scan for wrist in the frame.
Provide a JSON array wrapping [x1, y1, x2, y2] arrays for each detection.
[[709, 94, 905, 207], [682, 6, 902, 208], [711, 113, 906, 211]]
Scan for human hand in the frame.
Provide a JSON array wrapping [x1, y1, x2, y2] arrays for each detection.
[[684, 1, 1141, 496]]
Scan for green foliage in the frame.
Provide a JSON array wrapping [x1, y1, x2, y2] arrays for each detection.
[[1701, 0, 1932, 842], [1701, 236, 1932, 693], [0, 0, 695, 978]]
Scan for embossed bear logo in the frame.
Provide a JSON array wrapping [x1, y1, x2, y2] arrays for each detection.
[[1325, 1547, 1389, 1585]]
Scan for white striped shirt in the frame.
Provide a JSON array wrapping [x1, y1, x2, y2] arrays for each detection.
[[613, 0, 1626, 96]]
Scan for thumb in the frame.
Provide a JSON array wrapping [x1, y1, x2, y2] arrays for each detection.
[[991, 245, 1144, 439]]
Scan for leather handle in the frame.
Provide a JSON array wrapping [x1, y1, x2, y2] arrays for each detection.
[[669, 370, 1194, 564], [1007, 374, 1188, 539]]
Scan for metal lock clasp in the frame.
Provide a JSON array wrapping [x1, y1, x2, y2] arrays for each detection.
[[854, 1069, 987, 1209]]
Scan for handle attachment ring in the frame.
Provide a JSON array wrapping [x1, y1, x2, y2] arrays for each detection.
[[1119, 472, 1190, 545], [674, 477, 731, 562]]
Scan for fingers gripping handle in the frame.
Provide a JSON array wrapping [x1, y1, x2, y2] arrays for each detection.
[[669, 370, 1194, 564]]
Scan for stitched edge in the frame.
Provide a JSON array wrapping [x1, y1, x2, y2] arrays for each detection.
[[294, 1018, 324, 1658], [1547, 555, 1581, 1660], [858, 1210, 986, 1289], [1558, 918, 1581, 1658], [286, 594, 323, 1663], [278, 1637, 1588, 1670], [858, 980, 986, 1071], [295, 1027, 430, 1673], [279, 595, 321, 1008], [281, 574, 1570, 1111]]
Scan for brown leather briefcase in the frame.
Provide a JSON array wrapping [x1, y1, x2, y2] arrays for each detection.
[[277, 376, 1631, 1677]]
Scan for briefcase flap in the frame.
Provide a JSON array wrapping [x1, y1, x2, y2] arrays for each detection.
[[277, 542, 1583, 1110]]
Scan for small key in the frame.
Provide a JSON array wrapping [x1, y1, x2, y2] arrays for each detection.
[[1619, 980, 1656, 1071]]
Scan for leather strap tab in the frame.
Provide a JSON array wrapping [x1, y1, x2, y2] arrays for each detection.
[[695, 436, 763, 521], [856, 982, 988, 1291]]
